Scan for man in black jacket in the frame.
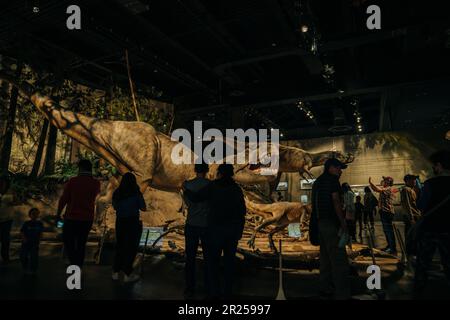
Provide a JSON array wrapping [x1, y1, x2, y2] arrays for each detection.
[[183, 163, 246, 299], [415, 150, 450, 297]]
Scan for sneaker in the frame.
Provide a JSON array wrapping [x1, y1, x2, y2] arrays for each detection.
[[123, 273, 140, 283], [112, 272, 120, 280]]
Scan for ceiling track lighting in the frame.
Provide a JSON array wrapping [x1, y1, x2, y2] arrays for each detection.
[[297, 101, 316, 123], [352, 99, 363, 133]]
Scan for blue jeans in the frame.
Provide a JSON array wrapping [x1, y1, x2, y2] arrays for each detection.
[[380, 211, 396, 252]]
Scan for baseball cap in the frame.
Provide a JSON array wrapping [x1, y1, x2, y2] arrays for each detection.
[[324, 158, 348, 170], [404, 174, 419, 182], [382, 176, 394, 185]]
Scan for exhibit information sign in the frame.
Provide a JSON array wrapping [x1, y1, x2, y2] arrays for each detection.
[[288, 223, 301, 238], [140, 227, 164, 248]]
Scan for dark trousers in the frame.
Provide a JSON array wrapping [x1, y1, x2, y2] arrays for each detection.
[[63, 220, 93, 267], [403, 215, 419, 241], [355, 212, 363, 237], [363, 209, 375, 227], [346, 219, 356, 241], [415, 232, 450, 295], [20, 242, 39, 272], [0, 220, 12, 262], [184, 224, 210, 294], [380, 211, 396, 252], [208, 225, 242, 299], [113, 217, 142, 275], [319, 219, 351, 300]]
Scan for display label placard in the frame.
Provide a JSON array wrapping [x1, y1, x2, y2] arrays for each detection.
[[288, 223, 301, 238], [140, 227, 165, 248]]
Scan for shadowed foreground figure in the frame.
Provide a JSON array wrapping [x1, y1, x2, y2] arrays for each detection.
[[182, 163, 211, 298], [57, 160, 101, 268], [414, 150, 450, 298], [112, 172, 146, 283], [184, 164, 246, 299], [311, 158, 350, 300]]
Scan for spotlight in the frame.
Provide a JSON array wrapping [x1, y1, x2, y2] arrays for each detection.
[[30, 0, 40, 13], [301, 25, 309, 33]]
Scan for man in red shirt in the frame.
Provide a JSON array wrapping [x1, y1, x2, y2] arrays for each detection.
[[57, 160, 101, 267]]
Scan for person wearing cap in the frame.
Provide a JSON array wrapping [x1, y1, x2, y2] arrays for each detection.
[[401, 174, 421, 238], [369, 176, 398, 255], [181, 163, 212, 299], [311, 158, 350, 300]]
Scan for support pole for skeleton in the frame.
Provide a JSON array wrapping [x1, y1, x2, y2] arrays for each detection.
[[393, 224, 407, 265], [367, 224, 377, 266], [95, 211, 109, 265], [275, 239, 286, 300], [125, 49, 140, 122]]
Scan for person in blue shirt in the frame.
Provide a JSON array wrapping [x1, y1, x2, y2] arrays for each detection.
[[111, 172, 146, 283], [20, 208, 44, 275]]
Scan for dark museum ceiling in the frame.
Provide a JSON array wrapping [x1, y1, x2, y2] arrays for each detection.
[[0, 0, 449, 140]]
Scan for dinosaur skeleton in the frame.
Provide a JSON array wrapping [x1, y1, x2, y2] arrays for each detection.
[[245, 199, 312, 253]]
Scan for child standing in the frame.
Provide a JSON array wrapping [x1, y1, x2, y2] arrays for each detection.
[[20, 208, 44, 275]]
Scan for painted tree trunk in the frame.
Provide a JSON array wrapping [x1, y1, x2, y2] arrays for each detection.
[[0, 63, 23, 174], [30, 119, 49, 178], [44, 124, 58, 175], [70, 139, 81, 164]]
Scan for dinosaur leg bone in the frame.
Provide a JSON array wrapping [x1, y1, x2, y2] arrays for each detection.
[[247, 216, 279, 250], [268, 224, 288, 253]]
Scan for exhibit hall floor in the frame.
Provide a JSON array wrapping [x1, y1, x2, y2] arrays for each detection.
[[0, 222, 449, 300]]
